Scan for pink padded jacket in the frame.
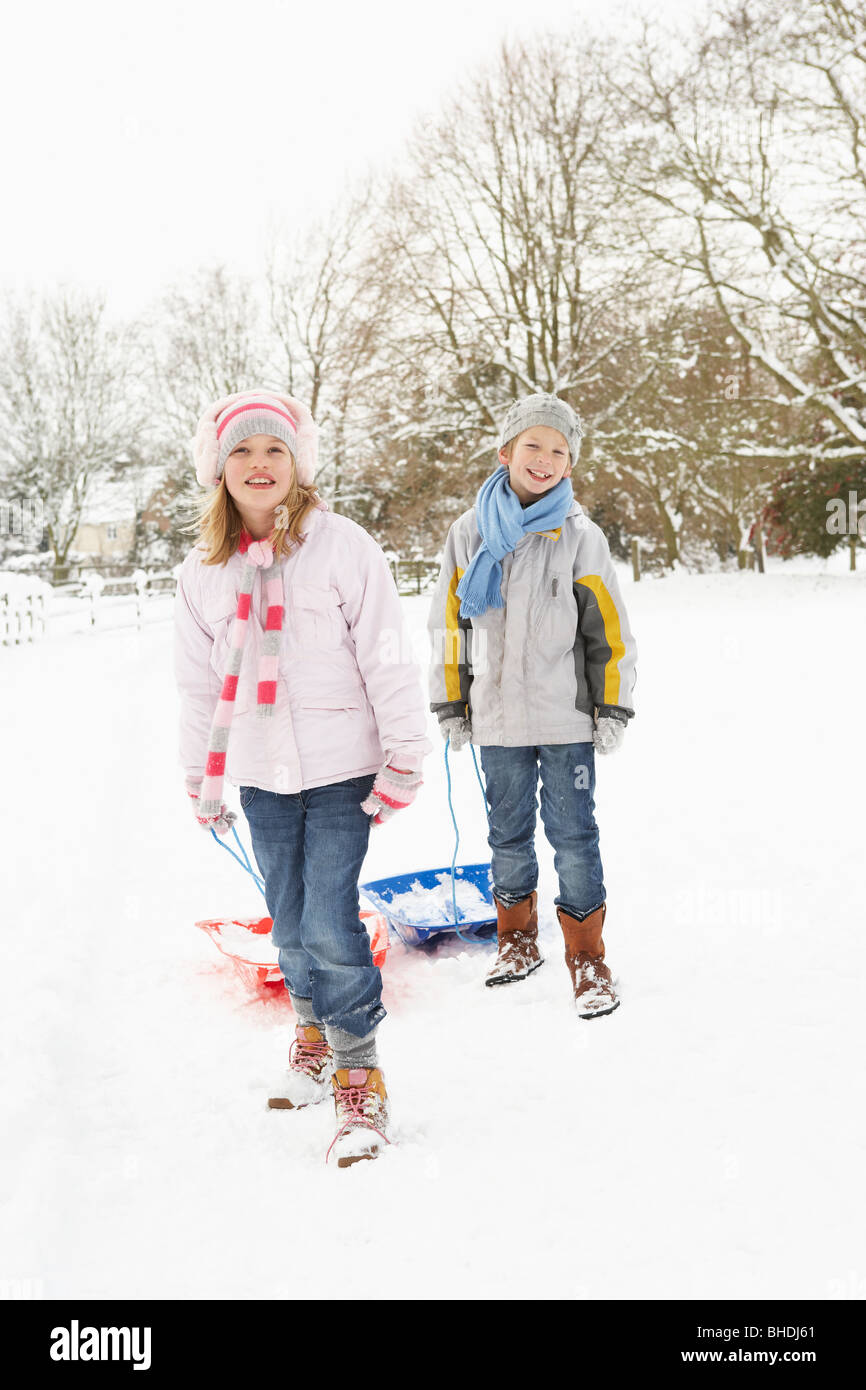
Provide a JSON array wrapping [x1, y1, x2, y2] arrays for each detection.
[[174, 505, 431, 794]]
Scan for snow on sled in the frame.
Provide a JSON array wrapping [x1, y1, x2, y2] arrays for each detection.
[[359, 863, 497, 947], [195, 911, 390, 998]]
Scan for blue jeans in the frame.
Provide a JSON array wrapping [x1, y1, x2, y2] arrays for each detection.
[[238, 774, 385, 1038], [479, 744, 605, 921]]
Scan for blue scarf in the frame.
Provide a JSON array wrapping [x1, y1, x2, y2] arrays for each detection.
[[456, 466, 574, 618]]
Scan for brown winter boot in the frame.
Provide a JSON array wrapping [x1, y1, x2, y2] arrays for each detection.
[[267, 1024, 335, 1110], [326, 1068, 391, 1168], [557, 903, 620, 1019], [485, 890, 543, 987]]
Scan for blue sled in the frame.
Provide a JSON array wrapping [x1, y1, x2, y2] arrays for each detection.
[[359, 862, 497, 948]]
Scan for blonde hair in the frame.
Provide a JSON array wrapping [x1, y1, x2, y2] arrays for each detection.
[[183, 453, 322, 566]]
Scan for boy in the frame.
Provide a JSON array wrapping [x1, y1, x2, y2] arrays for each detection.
[[427, 394, 637, 1017]]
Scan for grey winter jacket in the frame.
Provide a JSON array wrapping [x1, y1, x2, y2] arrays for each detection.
[[427, 498, 637, 746]]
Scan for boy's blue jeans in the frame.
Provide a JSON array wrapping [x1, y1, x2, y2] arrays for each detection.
[[479, 743, 605, 921], [238, 775, 386, 1039]]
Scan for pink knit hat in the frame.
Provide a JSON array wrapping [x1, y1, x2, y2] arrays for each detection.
[[191, 389, 318, 488]]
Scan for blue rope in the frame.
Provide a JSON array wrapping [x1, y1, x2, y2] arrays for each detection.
[[444, 735, 493, 946], [210, 753, 492, 942], [210, 823, 267, 900]]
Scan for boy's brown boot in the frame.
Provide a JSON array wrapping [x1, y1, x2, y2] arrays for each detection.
[[485, 890, 543, 986], [557, 903, 620, 1019]]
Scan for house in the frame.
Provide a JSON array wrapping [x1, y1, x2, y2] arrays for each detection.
[[70, 464, 170, 561]]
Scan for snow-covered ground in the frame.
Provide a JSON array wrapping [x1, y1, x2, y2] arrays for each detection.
[[1, 564, 864, 1300]]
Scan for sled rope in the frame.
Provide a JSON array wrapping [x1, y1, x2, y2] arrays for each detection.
[[210, 823, 267, 899], [210, 752, 491, 938], [444, 735, 492, 945]]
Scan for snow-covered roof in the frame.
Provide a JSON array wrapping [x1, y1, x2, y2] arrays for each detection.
[[78, 464, 168, 525]]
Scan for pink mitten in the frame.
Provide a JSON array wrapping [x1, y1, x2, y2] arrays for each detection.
[[185, 775, 237, 836], [361, 764, 423, 826]]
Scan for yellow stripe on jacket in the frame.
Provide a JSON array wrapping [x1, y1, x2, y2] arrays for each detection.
[[575, 574, 625, 705], [444, 566, 465, 702]]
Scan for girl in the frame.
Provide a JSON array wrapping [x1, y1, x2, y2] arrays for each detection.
[[427, 393, 637, 1017], [175, 389, 430, 1166]]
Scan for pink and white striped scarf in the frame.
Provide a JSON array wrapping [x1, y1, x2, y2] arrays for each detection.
[[198, 528, 284, 821]]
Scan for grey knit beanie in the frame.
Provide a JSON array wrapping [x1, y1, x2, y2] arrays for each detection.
[[215, 394, 298, 478], [499, 393, 583, 463]]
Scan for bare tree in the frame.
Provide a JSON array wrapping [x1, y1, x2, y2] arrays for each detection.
[[133, 264, 277, 548], [143, 263, 272, 446], [375, 36, 663, 439], [265, 180, 395, 512], [0, 287, 141, 578], [600, 0, 866, 473], [595, 301, 804, 566], [356, 32, 742, 561]]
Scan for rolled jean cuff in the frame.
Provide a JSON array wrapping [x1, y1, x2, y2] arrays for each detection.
[[493, 886, 537, 909], [322, 1000, 386, 1041], [557, 895, 606, 922]]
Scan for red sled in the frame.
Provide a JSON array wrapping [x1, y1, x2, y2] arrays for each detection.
[[195, 910, 390, 1000]]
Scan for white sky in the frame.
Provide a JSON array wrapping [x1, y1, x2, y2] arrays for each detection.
[[2, 0, 707, 319]]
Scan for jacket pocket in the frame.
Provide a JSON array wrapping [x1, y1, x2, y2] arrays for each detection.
[[542, 578, 578, 652], [202, 588, 239, 678], [296, 694, 362, 712], [290, 583, 345, 650], [202, 585, 238, 628]]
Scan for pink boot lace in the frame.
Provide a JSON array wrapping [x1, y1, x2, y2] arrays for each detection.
[[289, 1030, 332, 1079], [325, 1075, 391, 1165]]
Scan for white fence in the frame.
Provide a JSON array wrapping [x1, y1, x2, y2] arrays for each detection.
[[1, 557, 442, 648], [0, 570, 178, 646]]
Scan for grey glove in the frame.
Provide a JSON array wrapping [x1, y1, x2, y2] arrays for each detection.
[[439, 715, 472, 752], [592, 716, 627, 756]]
